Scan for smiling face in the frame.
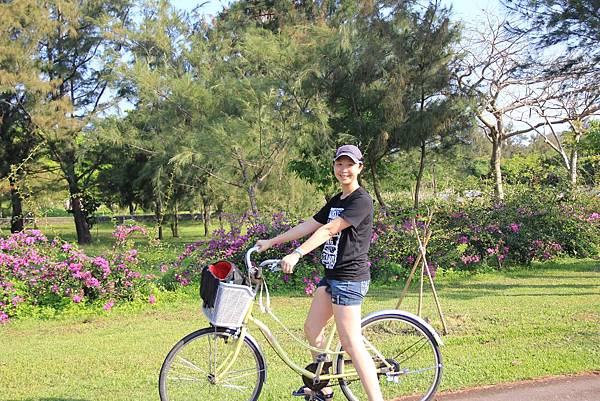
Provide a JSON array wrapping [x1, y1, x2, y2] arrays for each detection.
[[333, 155, 363, 187]]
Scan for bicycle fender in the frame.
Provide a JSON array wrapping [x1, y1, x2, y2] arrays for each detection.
[[361, 309, 444, 346]]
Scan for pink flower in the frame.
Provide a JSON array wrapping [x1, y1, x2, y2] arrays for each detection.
[[457, 235, 469, 244], [508, 223, 521, 233], [160, 264, 169, 273], [370, 232, 379, 243], [587, 213, 600, 223], [103, 300, 115, 311], [72, 295, 83, 303], [148, 294, 156, 304], [89, 278, 101, 287], [304, 282, 316, 296]]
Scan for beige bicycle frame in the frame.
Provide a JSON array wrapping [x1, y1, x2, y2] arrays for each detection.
[[212, 300, 393, 384]]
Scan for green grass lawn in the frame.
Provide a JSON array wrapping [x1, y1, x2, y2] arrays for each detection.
[[1, 259, 598, 401]]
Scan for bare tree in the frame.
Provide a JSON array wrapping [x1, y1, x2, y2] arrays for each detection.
[[455, 15, 570, 199], [515, 75, 600, 186]]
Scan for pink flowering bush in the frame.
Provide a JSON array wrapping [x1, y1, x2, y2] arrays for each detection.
[[369, 187, 599, 280], [166, 212, 322, 295], [0, 227, 154, 323]]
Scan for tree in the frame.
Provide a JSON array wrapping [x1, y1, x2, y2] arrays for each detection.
[[1, 0, 134, 243], [320, 0, 468, 209], [0, 1, 50, 232], [455, 16, 571, 200], [397, 1, 471, 208], [164, 20, 331, 215], [516, 75, 600, 186], [503, 0, 600, 75]]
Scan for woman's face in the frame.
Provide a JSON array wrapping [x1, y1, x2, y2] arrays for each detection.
[[333, 156, 363, 186]]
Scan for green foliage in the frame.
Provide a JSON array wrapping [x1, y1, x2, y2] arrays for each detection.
[[369, 185, 599, 281], [504, 0, 600, 66]]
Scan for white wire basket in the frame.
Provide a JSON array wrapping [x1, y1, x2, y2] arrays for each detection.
[[203, 282, 255, 328]]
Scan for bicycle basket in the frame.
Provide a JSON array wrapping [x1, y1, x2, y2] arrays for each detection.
[[202, 282, 255, 328], [200, 261, 254, 328]]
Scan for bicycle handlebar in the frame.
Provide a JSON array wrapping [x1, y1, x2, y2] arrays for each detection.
[[245, 246, 281, 280]]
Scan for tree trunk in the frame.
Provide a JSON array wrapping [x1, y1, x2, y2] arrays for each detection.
[[569, 131, 581, 187], [569, 149, 578, 186], [129, 202, 135, 215], [155, 203, 163, 241], [202, 194, 210, 236], [491, 136, 504, 200], [216, 203, 224, 230], [9, 177, 24, 233], [238, 157, 259, 215], [369, 160, 387, 212], [414, 140, 427, 209], [70, 193, 92, 244], [431, 159, 437, 197], [247, 184, 258, 215], [170, 203, 179, 238]]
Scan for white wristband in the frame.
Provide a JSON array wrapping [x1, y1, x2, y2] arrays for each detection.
[[293, 247, 305, 257]]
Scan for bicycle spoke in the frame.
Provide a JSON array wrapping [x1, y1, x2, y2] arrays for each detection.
[[168, 375, 204, 382], [160, 328, 266, 401], [175, 356, 209, 374], [338, 315, 442, 401]]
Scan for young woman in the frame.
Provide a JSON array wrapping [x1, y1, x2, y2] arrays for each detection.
[[255, 145, 384, 401]]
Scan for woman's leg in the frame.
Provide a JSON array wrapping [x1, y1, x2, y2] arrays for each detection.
[[300, 285, 334, 397], [333, 303, 384, 401], [304, 285, 334, 357]]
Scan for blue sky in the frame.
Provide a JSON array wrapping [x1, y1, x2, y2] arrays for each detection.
[[170, 0, 503, 21]]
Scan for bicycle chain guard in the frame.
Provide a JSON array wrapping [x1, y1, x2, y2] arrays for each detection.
[[302, 362, 332, 391]]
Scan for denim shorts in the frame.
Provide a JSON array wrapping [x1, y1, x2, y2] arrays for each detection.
[[317, 277, 370, 306]]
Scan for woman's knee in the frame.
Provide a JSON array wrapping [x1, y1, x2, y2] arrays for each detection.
[[339, 333, 362, 354], [304, 319, 323, 340]]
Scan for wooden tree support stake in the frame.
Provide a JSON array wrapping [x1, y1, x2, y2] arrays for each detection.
[[395, 211, 448, 335]]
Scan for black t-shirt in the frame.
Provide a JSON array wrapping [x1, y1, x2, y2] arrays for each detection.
[[313, 187, 373, 281]]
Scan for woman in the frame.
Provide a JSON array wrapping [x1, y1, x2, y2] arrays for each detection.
[[255, 145, 383, 401]]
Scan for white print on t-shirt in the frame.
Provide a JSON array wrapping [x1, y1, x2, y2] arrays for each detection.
[[322, 207, 344, 269]]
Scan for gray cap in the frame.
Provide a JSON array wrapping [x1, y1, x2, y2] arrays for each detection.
[[334, 144, 363, 164]]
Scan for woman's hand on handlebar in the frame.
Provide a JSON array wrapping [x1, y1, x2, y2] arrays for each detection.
[[254, 239, 274, 253], [280, 252, 300, 274]]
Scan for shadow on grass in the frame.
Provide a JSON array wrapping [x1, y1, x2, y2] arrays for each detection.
[[4, 399, 91, 401]]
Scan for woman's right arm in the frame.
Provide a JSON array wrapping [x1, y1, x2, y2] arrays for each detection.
[[255, 217, 322, 252]]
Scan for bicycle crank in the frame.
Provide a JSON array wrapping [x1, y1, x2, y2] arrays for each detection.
[[302, 362, 332, 391]]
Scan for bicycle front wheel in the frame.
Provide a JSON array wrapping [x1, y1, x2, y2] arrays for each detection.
[[336, 313, 442, 401], [159, 326, 266, 401]]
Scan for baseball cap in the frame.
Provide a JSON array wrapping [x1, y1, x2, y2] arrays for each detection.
[[334, 144, 363, 164]]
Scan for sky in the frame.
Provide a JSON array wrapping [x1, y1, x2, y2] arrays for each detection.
[[169, 0, 504, 22]]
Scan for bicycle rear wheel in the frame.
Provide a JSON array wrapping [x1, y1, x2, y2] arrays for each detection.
[[159, 326, 266, 401], [336, 313, 442, 401]]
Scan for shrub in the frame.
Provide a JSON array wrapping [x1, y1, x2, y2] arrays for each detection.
[[369, 186, 599, 281], [0, 227, 155, 323], [168, 212, 323, 293]]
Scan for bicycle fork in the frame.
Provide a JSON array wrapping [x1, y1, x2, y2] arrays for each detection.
[[209, 327, 248, 384]]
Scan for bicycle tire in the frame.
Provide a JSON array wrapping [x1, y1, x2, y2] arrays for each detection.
[[336, 312, 442, 401], [159, 326, 267, 401]]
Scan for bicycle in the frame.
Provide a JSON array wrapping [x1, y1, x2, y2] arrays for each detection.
[[159, 246, 443, 401]]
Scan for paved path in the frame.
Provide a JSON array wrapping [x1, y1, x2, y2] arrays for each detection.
[[433, 373, 600, 401]]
